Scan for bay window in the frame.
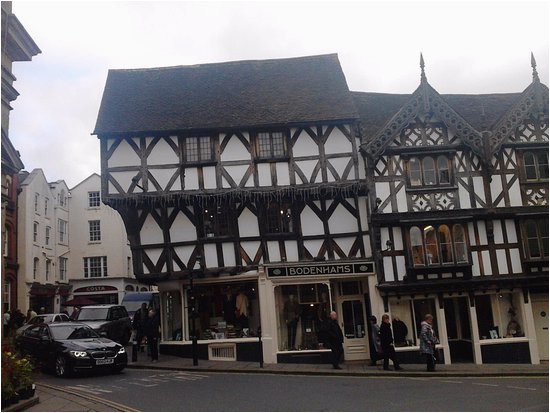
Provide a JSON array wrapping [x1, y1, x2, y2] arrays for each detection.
[[522, 218, 549, 259], [408, 223, 468, 267], [407, 155, 453, 187], [523, 150, 549, 181]]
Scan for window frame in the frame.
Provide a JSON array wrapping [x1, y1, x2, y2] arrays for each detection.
[[58, 219, 68, 243], [88, 220, 101, 242], [408, 223, 470, 268], [183, 136, 215, 165], [34, 193, 39, 213], [88, 191, 101, 208], [83, 256, 108, 278], [33, 221, 39, 243], [200, 202, 235, 239], [522, 218, 549, 260], [254, 130, 289, 161], [265, 200, 295, 235], [45, 226, 51, 246], [33, 257, 39, 279], [522, 150, 549, 182], [59, 257, 68, 281], [406, 154, 454, 188]]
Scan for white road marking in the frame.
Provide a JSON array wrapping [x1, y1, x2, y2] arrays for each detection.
[[66, 385, 113, 395], [127, 381, 158, 387], [507, 385, 537, 391], [472, 383, 498, 387], [406, 377, 429, 381], [439, 380, 463, 384]]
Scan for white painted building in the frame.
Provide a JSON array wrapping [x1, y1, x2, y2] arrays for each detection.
[[68, 173, 151, 304], [17, 169, 71, 313]]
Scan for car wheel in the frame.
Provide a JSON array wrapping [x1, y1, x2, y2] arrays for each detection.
[[55, 355, 69, 377]]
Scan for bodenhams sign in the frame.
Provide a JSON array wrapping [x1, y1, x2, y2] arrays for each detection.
[[266, 262, 374, 277]]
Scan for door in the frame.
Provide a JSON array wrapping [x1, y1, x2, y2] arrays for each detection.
[[338, 298, 369, 360], [532, 299, 549, 360], [444, 297, 474, 362]]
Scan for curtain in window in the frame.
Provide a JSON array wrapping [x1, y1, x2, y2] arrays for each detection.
[[409, 157, 422, 186], [410, 226, 425, 266], [437, 156, 450, 184], [422, 157, 436, 185], [424, 225, 439, 264], [452, 224, 468, 263], [438, 225, 453, 263]]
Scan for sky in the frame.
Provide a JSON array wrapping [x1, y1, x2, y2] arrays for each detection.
[[8, 0, 549, 188]]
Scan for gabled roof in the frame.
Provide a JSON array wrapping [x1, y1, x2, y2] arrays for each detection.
[[93, 54, 358, 136], [70, 173, 101, 192]]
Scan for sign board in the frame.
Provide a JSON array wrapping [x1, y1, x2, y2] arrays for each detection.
[[73, 285, 118, 293], [266, 262, 374, 278]]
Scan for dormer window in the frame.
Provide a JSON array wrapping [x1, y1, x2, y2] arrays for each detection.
[[408, 155, 452, 188]]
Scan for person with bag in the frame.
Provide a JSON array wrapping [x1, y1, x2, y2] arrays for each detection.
[[380, 314, 403, 371], [420, 313, 437, 372]]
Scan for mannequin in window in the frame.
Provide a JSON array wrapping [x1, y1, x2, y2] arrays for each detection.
[[506, 307, 524, 337], [222, 289, 236, 325], [283, 294, 301, 350], [392, 317, 408, 346], [235, 289, 249, 329]]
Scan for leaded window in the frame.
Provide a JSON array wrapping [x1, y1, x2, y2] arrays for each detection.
[[202, 203, 233, 238], [407, 155, 452, 187], [267, 201, 293, 234], [185, 136, 212, 163], [409, 223, 468, 267], [523, 219, 549, 259], [257, 131, 286, 159], [524, 151, 549, 181]]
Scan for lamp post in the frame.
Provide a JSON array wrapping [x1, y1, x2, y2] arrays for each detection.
[[189, 272, 198, 366]]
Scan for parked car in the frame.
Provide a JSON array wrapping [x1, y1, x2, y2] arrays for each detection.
[[15, 322, 127, 377], [121, 291, 159, 318], [75, 305, 132, 345], [15, 313, 71, 337]]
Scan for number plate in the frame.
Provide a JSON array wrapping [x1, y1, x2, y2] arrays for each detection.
[[95, 358, 114, 365]]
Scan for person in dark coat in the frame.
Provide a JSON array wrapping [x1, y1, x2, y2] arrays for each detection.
[[392, 317, 408, 346], [144, 308, 160, 362], [131, 303, 149, 362], [380, 314, 403, 371], [368, 316, 383, 366], [327, 311, 344, 369]]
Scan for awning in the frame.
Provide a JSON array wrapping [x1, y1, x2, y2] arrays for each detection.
[[29, 283, 57, 297]]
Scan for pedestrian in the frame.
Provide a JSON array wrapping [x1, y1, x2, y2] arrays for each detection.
[[380, 314, 403, 371], [26, 308, 37, 322], [132, 303, 149, 362], [368, 315, 382, 366], [39, 306, 45, 315], [144, 308, 160, 362], [3, 310, 10, 338], [420, 314, 437, 372], [327, 311, 344, 370], [12, 309, 25, 329], [70, 306, 81, 320]]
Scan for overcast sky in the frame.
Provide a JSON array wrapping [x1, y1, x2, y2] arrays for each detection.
[[9, 0, 549, 188]]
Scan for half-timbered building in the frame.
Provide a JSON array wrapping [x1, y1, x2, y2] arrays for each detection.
[[94, 55, 376, 364], [357, 55, 548, 364]]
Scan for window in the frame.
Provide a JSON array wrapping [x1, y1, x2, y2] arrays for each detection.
[[475, 293, 525, 340], [523, 219, 549, 259], [44, 198, 49, 216], [58, 219, 68, 243], [127, 257, 132, 276], [407, 155, 452, 187], [202, 204, 233, 238], [33, 222, 38, 243], [3, 227, 8, 258], [45, 226, 51, 246], [84, 256, 108, 278], [89, 220, 101, 242], [34, 193, 39, 213], [33, 258, 39, 279], [88, 191, 101, 207], [59, 257, 68, 281], [275, 283, 331, 351], [46, 259, 51, 281], [524, 151, 549, 181], [3, 281, 10, 313], [58, 190, 67, 207], [162, 291, 183, 341], [185, 136, 212, 163], [266, 201, 293, 234], [257, 131, 286, 159], [409, 224, 468, 267]]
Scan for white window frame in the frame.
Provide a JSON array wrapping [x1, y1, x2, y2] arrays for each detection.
[[34, 192, 39, 213], [33, 221, 39, 243], [44, 198, 49, 216], [84, 256, 108, 278], [45, 226, 51, 246], [33, 257, 39, 279], [59, 257, 68, 281], [88, 191, 101, 208], [58, 219, 68, 243], [88, 220, 101, 242], [46, 259, 51, 281]]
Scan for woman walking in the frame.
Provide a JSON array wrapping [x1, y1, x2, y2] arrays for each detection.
[[420, 314, 437, 372]]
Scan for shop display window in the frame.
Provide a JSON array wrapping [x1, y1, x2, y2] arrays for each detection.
[[275, 283, 331, 351], [187, 282, 259, 340], [389, 298, 438, 346], [161, 291, 183, 341], [475, 293, 525, 340]]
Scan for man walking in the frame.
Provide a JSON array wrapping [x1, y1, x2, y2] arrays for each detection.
[[144, 308, 160, 362], [327, 311, 344, 370], [380, 314, 403, 371], [132, 303, 149, 362], [368, 315, 382, 366]]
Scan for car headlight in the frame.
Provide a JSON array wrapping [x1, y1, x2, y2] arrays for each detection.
[[70, 351, 88, 358], [118, 347, 126, 354]]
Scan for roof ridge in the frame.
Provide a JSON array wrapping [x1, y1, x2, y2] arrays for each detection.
[[109, 53, 339, 73]]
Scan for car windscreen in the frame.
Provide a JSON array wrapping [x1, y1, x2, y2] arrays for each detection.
[[49, 325, 100, 340], [76, 308, 109, 321]]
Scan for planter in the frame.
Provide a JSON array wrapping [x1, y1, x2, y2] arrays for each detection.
[[18, 384, 36, 400]]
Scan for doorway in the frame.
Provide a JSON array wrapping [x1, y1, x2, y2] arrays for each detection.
[[335, 281, 369, 360], [444, 297, 474, 362], [531, 298, 549, 361]]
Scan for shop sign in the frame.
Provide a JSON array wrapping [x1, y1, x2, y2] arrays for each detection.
[[74, 285, 117, 293], [267, 262, 374, 277]]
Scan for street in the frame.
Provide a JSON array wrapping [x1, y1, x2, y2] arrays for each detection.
[[35, 369, 549, 412]]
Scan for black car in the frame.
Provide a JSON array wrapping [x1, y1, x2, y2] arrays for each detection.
[[76, 305, 132, 345], [16, 322, 127, 377]]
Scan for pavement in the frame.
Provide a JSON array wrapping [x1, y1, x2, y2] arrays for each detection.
[[127, 353, 549, 377]]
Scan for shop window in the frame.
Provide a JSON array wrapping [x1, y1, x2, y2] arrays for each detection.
[[88, 191, 101, 207], [187, 282, 259, 340], [201, 203, 233, 238], [184, 136, 213, 163], [275, 283, 331, 351], [523, 150, 549, 181], [266, 200, 293, 234], [389, 298, 415, 347], [407, 155, 452, 187], [522, 218, 549, 259], [409, 224, 468, 267], [412, 298, 438, 340], [160, 291, 182, 341], [256, 131, 286, 159], [476, 293, 525, 340]]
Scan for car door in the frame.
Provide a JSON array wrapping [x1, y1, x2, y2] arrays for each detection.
[[20, 325, 42, 359]]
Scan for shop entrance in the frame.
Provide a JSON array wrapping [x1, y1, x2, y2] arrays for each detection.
[[444, 297, 474, 362], [531, 298, 549, 360], [335, 281, 369, 360]]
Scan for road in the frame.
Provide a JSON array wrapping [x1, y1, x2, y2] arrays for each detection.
[[36, 369, 548, 412]]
